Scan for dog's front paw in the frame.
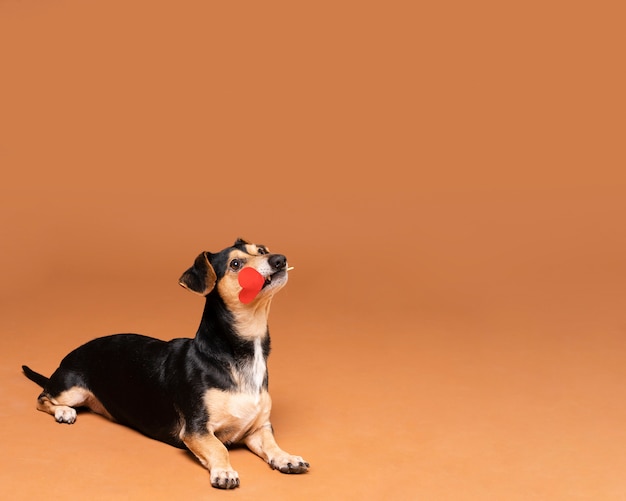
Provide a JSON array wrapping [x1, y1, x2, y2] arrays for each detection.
[[269, 454, 310, 474], [210, 468, 240, 489]]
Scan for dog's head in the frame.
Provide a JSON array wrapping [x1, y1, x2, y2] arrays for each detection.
[[178, 238, 289, 308]]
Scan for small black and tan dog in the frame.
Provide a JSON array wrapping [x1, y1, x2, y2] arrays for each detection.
[[22, 238, 309, 489]]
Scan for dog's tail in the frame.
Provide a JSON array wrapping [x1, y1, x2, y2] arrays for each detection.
[[22, 365, 50, 388]]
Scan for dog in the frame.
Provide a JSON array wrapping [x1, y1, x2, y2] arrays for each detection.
[[22, 238, 309, 489]]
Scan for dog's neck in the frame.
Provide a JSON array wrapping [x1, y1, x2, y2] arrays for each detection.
[[194, 293, 272, 393], [229, 297, 273, 341], [195, 292, 271, 356]]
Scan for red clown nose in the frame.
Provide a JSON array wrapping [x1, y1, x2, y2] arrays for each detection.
[[238, 267, 265, 304]]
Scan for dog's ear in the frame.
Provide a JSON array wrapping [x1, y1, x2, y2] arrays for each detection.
[[234, 237, 250, 247], [178, 252, 217, 296]]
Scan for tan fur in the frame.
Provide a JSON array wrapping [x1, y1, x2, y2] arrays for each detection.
[[204, 388, 272, 444], [244, 243, 270, 255], [37, 387, 113, 423], [182, 432, 240, 489]]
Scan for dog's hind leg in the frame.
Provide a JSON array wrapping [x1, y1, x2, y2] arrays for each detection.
[[36, 387, 92, 424], [35, 370, 113, 424], [37, 388, 113, 424]]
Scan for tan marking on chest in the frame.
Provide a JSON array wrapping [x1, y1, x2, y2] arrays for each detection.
[[204, 389, 272, 444]]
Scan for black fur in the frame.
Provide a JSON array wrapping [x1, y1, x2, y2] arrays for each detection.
[[22, 365, 49, 388]]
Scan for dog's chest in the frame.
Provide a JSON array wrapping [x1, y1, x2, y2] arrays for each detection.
[[204, 338, 271, 443], [204, 389, 272, 444]]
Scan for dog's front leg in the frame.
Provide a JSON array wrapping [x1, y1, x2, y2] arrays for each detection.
[[245, 424, 310, 474], [183, 433, 240, 489]]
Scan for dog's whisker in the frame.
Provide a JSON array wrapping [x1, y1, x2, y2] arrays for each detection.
[[287, 266, 294, 271]]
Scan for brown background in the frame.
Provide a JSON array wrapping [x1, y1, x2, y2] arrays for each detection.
[[1, 1, 625, 499]]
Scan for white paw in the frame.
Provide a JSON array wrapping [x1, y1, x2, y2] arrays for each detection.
[[54, 406, 77, 424], [269, 453, 310, 474], [210, 468, 240, 489]]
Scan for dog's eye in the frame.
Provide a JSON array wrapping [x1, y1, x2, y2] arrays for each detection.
[[230, 259, 243, 270], [257, 247, 267, 255]]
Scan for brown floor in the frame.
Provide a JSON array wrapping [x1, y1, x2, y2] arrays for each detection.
[[2, 1, 626, 499]]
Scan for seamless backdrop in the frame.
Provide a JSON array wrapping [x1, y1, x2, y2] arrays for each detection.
[[1, 1, 625, 500]]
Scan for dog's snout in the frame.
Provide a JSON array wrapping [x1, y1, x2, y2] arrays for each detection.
[[269, 254, 287, 271]]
